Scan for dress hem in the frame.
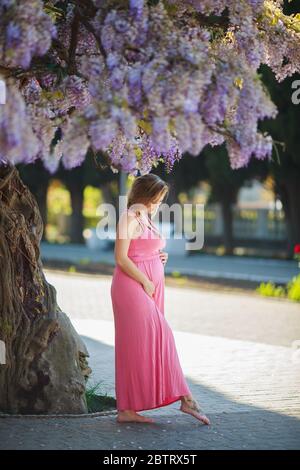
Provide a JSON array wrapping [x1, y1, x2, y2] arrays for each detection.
[[117, 394, 187, 412]]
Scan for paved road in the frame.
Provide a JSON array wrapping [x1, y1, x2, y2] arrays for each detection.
[[44, 270, 300, 347], [0, 271, 299, 450], [40, 241, 300, 284]]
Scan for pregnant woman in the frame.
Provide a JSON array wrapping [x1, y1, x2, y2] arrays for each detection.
[[110, 173, 210, 425]]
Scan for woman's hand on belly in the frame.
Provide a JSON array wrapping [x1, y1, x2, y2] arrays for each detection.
[[159, 250, 168, 265]]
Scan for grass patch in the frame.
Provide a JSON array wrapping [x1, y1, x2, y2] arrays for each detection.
[[85, 380, 116, 413]]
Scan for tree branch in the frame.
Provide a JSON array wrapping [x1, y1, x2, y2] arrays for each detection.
[[76, 11, 107, 59], [195, 12, 230, 31], [68, 12, 80, 74]]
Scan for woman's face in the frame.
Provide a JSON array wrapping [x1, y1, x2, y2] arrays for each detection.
[[148, 193, 165, 215]]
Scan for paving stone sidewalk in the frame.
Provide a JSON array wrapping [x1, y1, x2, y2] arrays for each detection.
[[0, 272, 299, 450]]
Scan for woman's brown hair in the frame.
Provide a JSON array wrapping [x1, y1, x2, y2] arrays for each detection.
[[127, 174, 170, 214]]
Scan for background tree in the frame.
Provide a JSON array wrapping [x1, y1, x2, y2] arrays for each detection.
[[260, 67, 300, 255], [18, 150, 119, 244], [202, 144, 270, 254]]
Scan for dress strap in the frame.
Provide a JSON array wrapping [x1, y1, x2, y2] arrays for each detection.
[[127, 208, 160, 236], [127, 208, 146, 231], [145, 214, 161, 237]]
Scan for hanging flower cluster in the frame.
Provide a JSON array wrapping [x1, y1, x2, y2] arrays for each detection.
[[0, 0, 299, 175]]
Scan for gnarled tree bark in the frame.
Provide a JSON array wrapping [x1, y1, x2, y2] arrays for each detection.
[[0, 162, 91, 414]]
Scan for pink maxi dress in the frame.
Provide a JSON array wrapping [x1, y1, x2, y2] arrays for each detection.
[[110, 209, 191, 412]]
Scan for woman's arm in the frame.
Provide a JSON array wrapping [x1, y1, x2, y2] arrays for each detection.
[[114, 212, 154, 296]]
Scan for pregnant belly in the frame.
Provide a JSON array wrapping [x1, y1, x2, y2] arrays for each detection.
[[112, 256, 164, 288], [135, 256, 164, 286]]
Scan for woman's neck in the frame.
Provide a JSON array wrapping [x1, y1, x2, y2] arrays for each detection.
[[138, 209, 151, 219]]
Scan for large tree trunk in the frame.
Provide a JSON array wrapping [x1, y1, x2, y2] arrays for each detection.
[[17, 160, 51, 243], [0, 163, 91, 414], [30, 182, 49, 242]]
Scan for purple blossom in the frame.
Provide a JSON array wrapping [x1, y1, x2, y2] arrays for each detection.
[[130, 0, 144, 19], [89, 119, 118, 150], [0, 0, 298, 174]]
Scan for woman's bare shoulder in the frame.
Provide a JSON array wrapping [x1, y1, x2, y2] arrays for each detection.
[[117, 209, 139, 237], [119, 208, 138, 223]]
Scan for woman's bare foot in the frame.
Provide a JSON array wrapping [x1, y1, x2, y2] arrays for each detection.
[[180, 396, 211, 425], [117, 410, 155, 424]]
